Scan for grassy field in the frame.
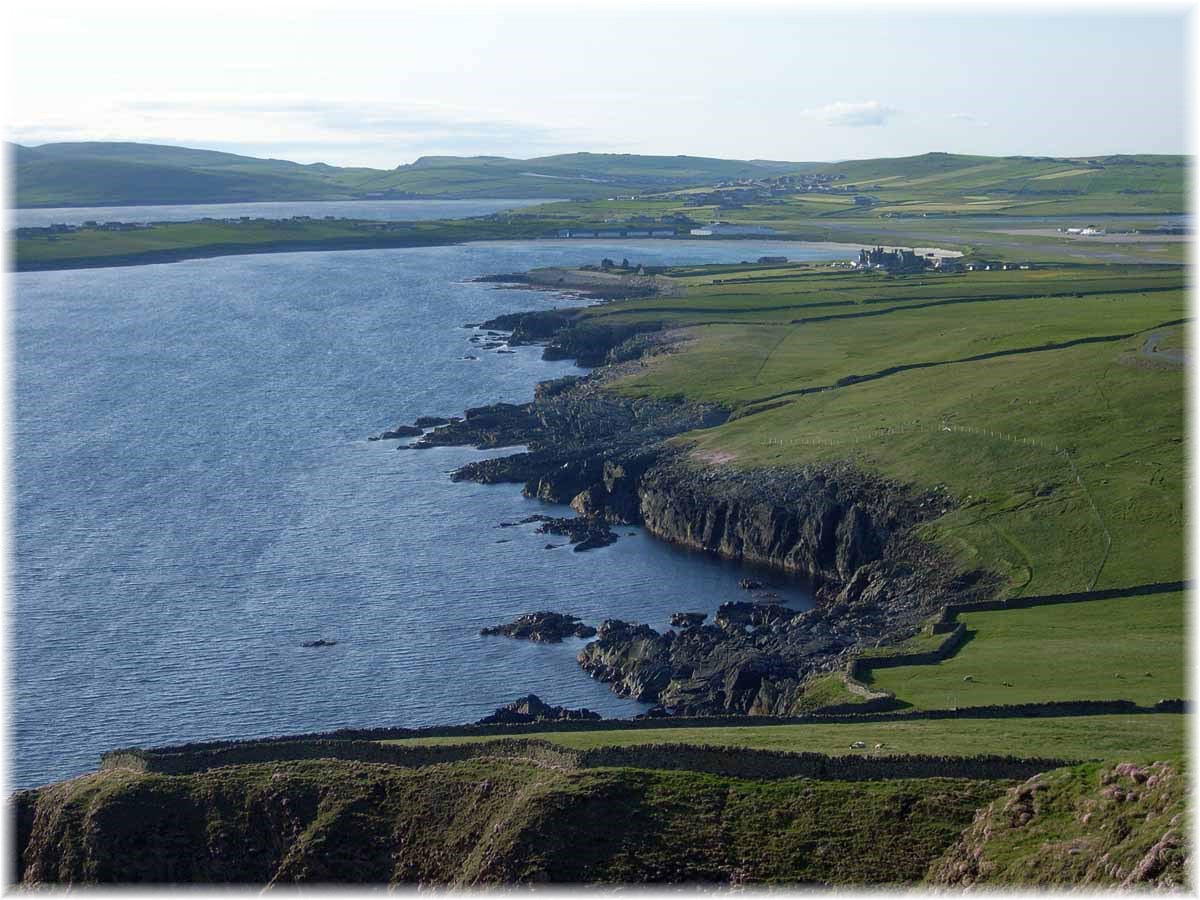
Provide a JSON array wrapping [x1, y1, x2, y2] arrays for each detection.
[[561, 261, 1187, 722], [866, 592, 1186, 708], [383, 713, 1185, 762], [592, 264, 1185, 599]]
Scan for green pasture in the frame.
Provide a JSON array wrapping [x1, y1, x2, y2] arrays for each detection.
[[866, 591, 1186, 708], [383, 713, 1185, 762]]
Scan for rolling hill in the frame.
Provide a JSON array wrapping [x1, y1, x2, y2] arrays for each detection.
[[10, 142, 805, 207], [11, 143, 1187, 214]]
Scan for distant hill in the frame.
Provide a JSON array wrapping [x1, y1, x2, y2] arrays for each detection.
[[10, 143, 807, 208], [807, 151, 1187, 216], [10, 143, 1187, 213]]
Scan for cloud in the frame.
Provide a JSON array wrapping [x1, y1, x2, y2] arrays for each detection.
[[11, 97, 610, 166], [950, 112, 991, 128], [801, 100, 898, 128]]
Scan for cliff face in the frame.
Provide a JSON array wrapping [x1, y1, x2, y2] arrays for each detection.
[[927, 760, 1188, 889], [12, 757, 1009, 886], [417, 305, 992, 716], [635, 460, 908, 582]]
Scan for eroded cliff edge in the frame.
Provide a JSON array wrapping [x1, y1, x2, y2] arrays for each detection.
[[413, 295, 998, 716]]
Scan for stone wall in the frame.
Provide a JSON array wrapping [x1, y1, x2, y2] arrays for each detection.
[[100, 737, 1069, 783]]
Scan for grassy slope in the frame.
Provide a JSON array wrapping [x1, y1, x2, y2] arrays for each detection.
[[13, 143, 797, 206], [927, 758, 1187, 888], [16, 757, 1005, 885], [598, 266, 1185, 598], [812, 152, 1186, 216], [15, 144, 1186, 214], [570, 262, 1185, 716], [385, 714, 1185, 762], [866, 592, 1186, 709]]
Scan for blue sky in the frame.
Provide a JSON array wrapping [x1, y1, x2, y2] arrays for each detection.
[[6, 2, 1191, 167]]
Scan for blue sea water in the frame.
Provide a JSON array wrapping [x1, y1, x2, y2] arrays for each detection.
[[12, 239, 854, 788]]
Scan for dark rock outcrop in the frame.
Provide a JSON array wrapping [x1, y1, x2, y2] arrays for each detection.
[[474, 694, 601, 725], [670, 612, 707, 629], [481, 612, 597, 643], [369, 425, 423, 440], [577, 620, 673, 702]]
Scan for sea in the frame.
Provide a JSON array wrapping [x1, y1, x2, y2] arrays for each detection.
[[9, 199, 556, 229], [12, 235, 862, 788]]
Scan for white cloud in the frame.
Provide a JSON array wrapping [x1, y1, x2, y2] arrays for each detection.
[[950, 112, 992, 128], [9, 97, 608, 167], [801, 101, 898, 128]]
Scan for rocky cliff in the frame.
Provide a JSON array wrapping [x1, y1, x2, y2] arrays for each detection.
[[408, 295, 996, 716], [927, 760, 1188, 889]]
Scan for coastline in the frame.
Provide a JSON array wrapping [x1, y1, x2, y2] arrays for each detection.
[[11, 233, 470, 272], [418, 267, 992, 717]]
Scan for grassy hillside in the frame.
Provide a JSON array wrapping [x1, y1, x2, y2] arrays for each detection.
[[13, 143, 1186, 213], [866, 591, 1185, 709], [14, 757, 1007, 885], [809, 152, 1186, 215], [928, 758, 1187, 888], [592, 264, 1185, 598], [552, 260, 1185, 716], [12, 142, 802, 207], [387, 714, 1185, 762]]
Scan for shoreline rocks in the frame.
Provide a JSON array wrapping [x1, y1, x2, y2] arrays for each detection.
[[368, 425, 423, 440], [401, 271, 999, 717]]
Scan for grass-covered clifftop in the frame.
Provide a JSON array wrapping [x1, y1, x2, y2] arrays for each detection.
[[14, 756, 1008, 885], [10, 252, 1189, 888], [13, 749, 1185, 887], [449, 259, 1184, 723]]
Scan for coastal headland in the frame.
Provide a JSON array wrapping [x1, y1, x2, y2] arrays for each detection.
[[10, 141, 1189, 887], [14, 253, 1186, 887]]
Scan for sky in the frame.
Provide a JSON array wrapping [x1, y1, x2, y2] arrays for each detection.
[[4, 0, 1193, 168]]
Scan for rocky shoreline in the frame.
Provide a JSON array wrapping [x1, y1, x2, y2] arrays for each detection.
[[402, 271, 998, 716]]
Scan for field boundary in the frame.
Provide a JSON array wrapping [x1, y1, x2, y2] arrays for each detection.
[[837, 581, 1188, 702], [99, 736, 1071, 782]]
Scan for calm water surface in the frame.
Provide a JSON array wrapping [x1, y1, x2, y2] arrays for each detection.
[[10, 199, 556, 228], [13, 239, 848, 788]]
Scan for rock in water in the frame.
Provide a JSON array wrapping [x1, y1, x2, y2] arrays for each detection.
[[480, 611, 598, 642], [475, 694, 601, 725], [368, 425, 423, 440]]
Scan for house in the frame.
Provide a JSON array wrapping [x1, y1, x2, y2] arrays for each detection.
[[855, 246, 930, 274]]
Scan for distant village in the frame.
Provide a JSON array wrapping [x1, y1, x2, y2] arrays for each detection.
[[853, 246, 960, 273], [849, 246, 1032, 274]]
